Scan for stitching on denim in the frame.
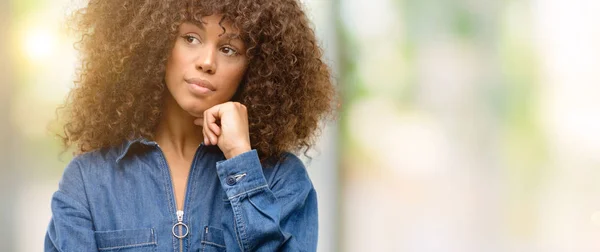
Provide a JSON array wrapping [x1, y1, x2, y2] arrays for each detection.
[[186, 222, 192, 251], [115, 141, 130, 163], [74, 158, 96, 227], [152, 228, 158, 247], [97, 241, 156, 250], [115, 150, 127, 163], [201, 241, 227, 248], [233, 199, 246, 251], [231, 197, 250, 251], [227, 185, 268, 200], [186, 152, 199, 250], [155, 149, 175, 229], [231, 209, 244, 250]]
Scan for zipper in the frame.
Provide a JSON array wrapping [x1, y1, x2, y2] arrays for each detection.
[[178, 210, 184, 252], [156, 142, 204, 252], [177, 210, 184, 223], [173, 210, 188, 252]]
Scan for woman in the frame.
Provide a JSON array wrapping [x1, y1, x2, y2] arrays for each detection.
[[45, 0, 335, 251]]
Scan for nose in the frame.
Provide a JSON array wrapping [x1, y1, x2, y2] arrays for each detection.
[[196, 47, 216, 74]]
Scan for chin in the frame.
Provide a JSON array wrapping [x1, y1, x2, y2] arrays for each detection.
[[184, 103, 208, 117], [172, 95, 205, 117], [186, 108, 204, 118]]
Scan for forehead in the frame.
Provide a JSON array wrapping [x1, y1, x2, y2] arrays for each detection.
[[182, 14, 240, 34]]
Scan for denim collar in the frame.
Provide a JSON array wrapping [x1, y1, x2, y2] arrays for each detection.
[[115, 138, 158, 164], [115, 137, 218, 163]]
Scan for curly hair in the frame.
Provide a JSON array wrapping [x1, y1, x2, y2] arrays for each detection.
[[57, 0, 336, 161]]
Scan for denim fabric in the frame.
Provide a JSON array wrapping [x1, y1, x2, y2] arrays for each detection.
[[45, 138, 318, 251]]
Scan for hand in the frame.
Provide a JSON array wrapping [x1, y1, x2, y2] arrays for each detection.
[[194, 102, 251, 159]]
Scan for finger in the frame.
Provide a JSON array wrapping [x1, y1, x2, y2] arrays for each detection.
[[205, 104, 221, 126], [202, 116, 217, 145], [205, 105, 225, 141], [201, 120, 209, 145], [208, 120, 221, 136], [202, 126, 210, 145], [192, 115, 209, 145], [203, 114, 212, 145], [204, 108, 219, 145]]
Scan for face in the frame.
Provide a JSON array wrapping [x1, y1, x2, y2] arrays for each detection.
[[165, 15, 248, 117]]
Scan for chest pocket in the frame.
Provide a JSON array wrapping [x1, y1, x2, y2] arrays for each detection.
[[200, 226, 226, 252], [95, 228, 157, 251]]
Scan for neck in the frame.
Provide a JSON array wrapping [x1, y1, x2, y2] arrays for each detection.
[[154, 94, 204, 159]]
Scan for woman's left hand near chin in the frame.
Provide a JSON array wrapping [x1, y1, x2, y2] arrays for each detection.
[[194, 101, 252, 159]]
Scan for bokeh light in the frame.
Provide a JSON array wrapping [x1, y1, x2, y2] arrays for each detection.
[[23, 28, 57, 61]]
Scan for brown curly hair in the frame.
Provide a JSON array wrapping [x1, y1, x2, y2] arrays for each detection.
[[57, 0, 336, 161]]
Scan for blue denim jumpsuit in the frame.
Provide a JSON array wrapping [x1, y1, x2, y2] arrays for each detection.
[[44, 138, 318, 251]]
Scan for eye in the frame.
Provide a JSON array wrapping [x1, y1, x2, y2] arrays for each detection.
[[182, 35, 200, 44], [220, 46, 238, 56]]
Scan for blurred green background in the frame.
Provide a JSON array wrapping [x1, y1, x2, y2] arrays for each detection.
[[3, 0, 600, 251]]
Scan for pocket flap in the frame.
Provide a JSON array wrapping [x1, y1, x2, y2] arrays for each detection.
[[95, 228, 156, 250], [202, 226, 226, 248]]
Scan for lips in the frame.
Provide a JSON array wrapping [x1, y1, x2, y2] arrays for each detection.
[[185, 78, 216, 91]]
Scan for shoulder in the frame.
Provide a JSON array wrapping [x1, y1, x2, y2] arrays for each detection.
[[54, 146, 119, 207], [60, 144, 124, 185], [73, 145, 122, 168]]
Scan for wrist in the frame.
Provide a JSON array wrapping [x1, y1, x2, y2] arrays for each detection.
[[224, 145, 251, 159]]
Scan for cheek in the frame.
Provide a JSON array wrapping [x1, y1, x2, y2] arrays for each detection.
[[166, 45, 190, 79], [227, 62, 248, 86], [165, 57, 178, 83], [222, 67, 247, 94]]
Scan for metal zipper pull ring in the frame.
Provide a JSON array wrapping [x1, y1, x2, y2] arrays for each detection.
[[172, 210, 189, 239]]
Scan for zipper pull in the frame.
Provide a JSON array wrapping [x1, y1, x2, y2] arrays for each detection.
[[177, 210, 184, 223], [172, 210, 189, 239]]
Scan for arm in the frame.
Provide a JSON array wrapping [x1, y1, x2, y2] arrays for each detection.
[[45, 157, 97, 251], [216, 150, 318, 252], [199, 102, 318, 251]]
